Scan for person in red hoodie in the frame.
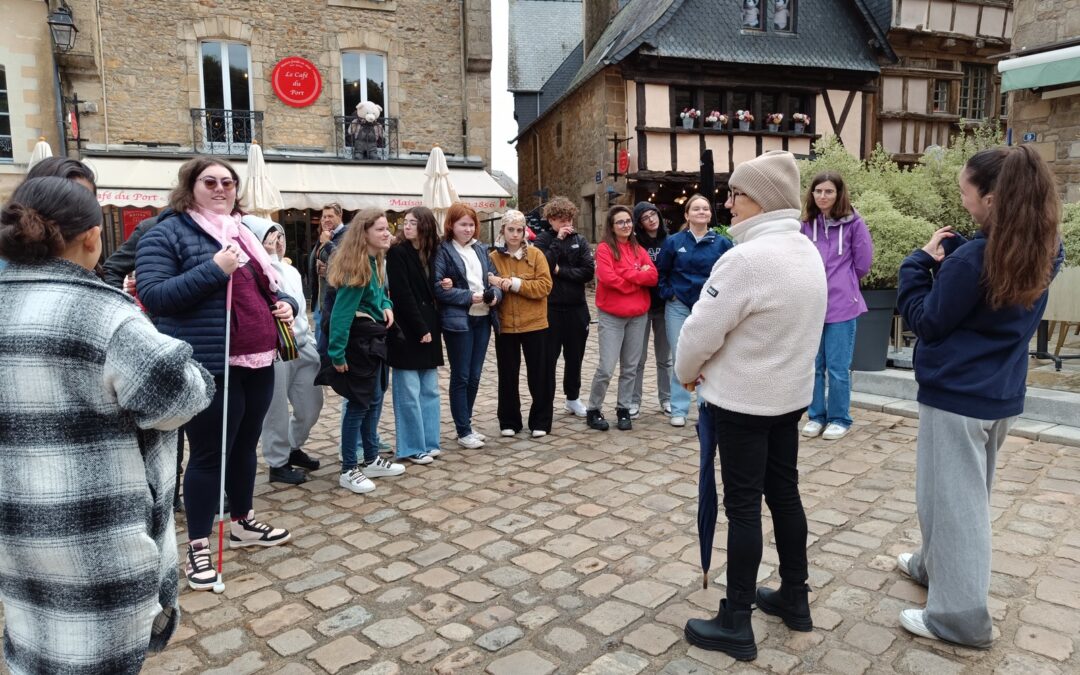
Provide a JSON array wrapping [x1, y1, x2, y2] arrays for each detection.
[[586, 205, 658, 431]]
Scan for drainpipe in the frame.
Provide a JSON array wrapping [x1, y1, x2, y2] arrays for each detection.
[[95, 0, 109, 148], [459, 0, 470, 158]]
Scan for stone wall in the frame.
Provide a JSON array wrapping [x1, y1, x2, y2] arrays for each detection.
[[1009, 0, 1080, 202], [58, 0, 491, 167], [517, 67, 627, 241]]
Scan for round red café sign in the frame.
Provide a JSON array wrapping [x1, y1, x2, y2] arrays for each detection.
[[271, 57, 323, 108]]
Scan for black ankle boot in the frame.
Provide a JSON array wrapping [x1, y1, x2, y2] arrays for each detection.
[[756, 583, 812, 632], [586, 409, 609, 431], [616, 407, 632, 430], [684, 599, 757, 661]]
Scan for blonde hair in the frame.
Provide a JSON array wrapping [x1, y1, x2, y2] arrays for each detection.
[[327, 208, 387, 288], [500, 209, 526, 233]]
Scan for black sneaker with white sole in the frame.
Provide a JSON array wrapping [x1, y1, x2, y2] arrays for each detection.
[[186, 538, 217, 591], [229, 510, 291, 548]]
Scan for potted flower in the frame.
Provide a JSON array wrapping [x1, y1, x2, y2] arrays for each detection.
[[680, 107, 700, 129], [766, 112, 784, 132], [792, 113, 811, 133], [735, 109, 754, 131], [704, 111, 727, 129]]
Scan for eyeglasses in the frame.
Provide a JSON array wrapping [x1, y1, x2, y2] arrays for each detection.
[[199, 177, 237, 191], [729, 189, 747, 199], [813, 188, 837, 196], [613, 218, 633, 226], [642, 211, 659, 220]]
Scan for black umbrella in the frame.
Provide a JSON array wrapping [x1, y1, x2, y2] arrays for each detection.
[[696, 401, 719, 588], [699, 149, 718, 229]]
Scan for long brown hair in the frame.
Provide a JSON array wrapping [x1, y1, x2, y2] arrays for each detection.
[[802, 171, 853, 221], [169, 157, 241, 214], [601, 205, 639, 261], [442, 203, 480, 242], [327, 208, 387, 288], [396, 206, 440, 270], [967, 145, 1061, 310]]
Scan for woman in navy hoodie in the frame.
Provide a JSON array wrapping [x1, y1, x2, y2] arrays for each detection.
[[896, 145, 1063, 647]]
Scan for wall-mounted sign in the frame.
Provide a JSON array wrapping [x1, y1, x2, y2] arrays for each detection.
[[618, 149, 630, 175], [595, 170, 603, 184], [1023, 132, 1037, 142], [271, 57, 323, 108]]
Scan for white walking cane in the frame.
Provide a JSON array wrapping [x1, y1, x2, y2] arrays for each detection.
[[212, 274, 234, 595]]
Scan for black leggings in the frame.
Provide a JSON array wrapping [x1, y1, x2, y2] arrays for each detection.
[[711, 404, 808, 607], [183, 365, 274, 540]]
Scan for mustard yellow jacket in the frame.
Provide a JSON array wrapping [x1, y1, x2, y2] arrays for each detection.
[[488, 244, 553, 334]]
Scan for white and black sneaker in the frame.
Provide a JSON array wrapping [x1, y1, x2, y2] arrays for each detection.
[[363, 456, 405, 477], [186, 538, 217, 591], [229, 510, 291, 548], [340, 467, 376, 493]]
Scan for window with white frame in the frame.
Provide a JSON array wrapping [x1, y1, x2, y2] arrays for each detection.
[[959, 64, 990, 120], [342, 52, 387, 116], [199, 42, 254, 146], [0, 67, 12, 161]]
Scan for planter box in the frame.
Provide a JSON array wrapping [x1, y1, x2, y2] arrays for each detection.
[[682, 117, 695, 129], [852, 289, 898, 371], [767, 124, 779, 132], [738, 121, 750, 131], [794, 123, 805, 133]]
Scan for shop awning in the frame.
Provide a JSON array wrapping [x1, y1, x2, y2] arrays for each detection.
[[999, 44, 1080, 92], [82, 156, 511, 211]]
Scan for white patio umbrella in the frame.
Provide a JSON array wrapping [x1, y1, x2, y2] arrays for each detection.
[[27, 137, 53, 170], [423, 145, 458, 234], [239, 140, 284, 217]]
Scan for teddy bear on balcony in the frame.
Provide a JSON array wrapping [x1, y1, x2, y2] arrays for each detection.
[[348, 101, 385, 159]]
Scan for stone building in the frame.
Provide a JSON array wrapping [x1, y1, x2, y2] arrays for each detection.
[[1000, 0, 1080, 202], [510, 0, 893, 238], [2, 0, 506, 257], [0, 0, 63, 198]]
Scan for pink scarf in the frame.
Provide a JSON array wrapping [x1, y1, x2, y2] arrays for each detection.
[[189, 208, 281, 292]]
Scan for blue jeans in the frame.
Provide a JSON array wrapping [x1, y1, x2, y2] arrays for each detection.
[[444, 316, 491, 437], [392, 367, 441, 458], [665, 299, 694, 417], [341, 367, 386, 471], [808, 318, 857, 428]]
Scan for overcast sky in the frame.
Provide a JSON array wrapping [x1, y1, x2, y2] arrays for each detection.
[[490, 0, 518, 182]]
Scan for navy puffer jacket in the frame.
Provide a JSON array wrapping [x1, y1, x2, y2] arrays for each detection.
[[135, 209, 298, 376]]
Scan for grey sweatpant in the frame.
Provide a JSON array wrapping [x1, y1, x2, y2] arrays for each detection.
[[908, 403, 1015, 648], [260, 340, 324, 468], [588, 310, 648, 411]]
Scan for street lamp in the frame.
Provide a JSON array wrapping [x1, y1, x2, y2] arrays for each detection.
[[47, 3, 78, 52]]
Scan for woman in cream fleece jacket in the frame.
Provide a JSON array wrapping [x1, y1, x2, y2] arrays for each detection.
[[677, 151, 827, 661]]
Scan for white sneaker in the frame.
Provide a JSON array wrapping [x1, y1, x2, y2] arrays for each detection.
[[628, 407, 640, 419], [229, 510, 291, 548], [405, 452, 434, 465], [474, 432, 488, 441], [339, 467, 376, 493], [426, 448, 442, 457], [457, 433, 485, 449], [531, 430, 547, 438], [501, 428, 517, 437], [564, 399, 587, 417], [822, 423, 850, 440], [801, 421, 824, 438], [670, 416, 686, 427], [899, 609, 939, 641], [363, 456, 405, 477], [897, 552, 914, 578]]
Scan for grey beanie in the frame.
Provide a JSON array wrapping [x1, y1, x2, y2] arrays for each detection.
[[729, 150, 801, 212]]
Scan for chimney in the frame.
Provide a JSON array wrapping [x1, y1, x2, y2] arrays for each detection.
[[582, 0, 619, 60]]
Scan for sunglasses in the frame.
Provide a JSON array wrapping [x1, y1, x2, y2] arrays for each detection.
[[199, 177, 237, 190]]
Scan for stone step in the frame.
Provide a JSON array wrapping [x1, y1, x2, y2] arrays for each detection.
[[851, 369, 1080, 448]]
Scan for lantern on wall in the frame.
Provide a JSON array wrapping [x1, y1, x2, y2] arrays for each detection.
[[47, 2, 79, 52]]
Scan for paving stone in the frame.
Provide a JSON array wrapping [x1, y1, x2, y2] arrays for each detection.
[[622, 623, 680, 655], [409, 542, 459, 566], [540, 533, 598, 558], [250, 603, 313, 637], [474, 625, 524, 651], [819, 648, 871, 675], [754, 648, 801, 674], [200, 651, 266, 675], [579, 651, 650, 675], [578, 600, 645, 635], [1015, 624, 1074, 661], [543, 625, 589, 654], [243, 589, 282, 613], [843, 622, 895, 655], [408, 593, 466, 623], [469, 605, 516, 628], [267, 628, 316, 657], [437, 622, 475, 641], [517, 605, 560, 629], [578, 516, 631, 539], [894, 648, 965, 675], [307, 636, 373, 674], [539, 570, 578, 590], [511, 550, 562, 574], [361, 617, 425, 648], [315, 605, 374, 636], [449, 554, 490, 573], [433, 647, 483, 675], [483, 565, 533, 588], [401, 638, 451, 664], [994, 652, 1065, 675], [413, 566, 460, 589], [449, 580, 501, 603], [198, 627, 246, 657], [614, 579, 678, 608], [485, 650, 557, 675], [372, 561, 416, 582]]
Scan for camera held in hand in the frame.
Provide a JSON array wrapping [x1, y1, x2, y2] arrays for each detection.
[[483, 287, 496, 304]]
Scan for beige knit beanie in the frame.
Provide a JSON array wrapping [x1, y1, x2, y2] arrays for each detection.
[[729, 150, 801, 212]]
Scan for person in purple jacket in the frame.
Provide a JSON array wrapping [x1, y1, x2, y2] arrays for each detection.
[[799, 172, 873, 440]]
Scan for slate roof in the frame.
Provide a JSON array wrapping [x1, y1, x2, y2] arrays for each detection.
[[507, 0, 583, 92], [514, 41, 583, 131], [861, 0, 894, 32]]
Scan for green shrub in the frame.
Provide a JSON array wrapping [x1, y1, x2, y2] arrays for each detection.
[[916, 122, 1003, 236], [854, 191, 938, 289], [1063, 202, 1080, 268]]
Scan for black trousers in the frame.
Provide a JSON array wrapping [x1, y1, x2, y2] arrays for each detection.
[[546, 304, 590, 401], [710, 403, 809, 607], [495, 329, 555, 433]]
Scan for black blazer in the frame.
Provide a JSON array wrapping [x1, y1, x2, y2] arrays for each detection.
[[386, 242, 444, 370]]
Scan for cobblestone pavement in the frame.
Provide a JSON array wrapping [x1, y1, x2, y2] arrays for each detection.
[[5, 322, 1080, 675]]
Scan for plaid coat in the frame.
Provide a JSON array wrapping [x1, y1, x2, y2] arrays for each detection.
[[0, 260, 214, 674]]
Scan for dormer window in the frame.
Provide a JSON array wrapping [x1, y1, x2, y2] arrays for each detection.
[[742, 0, 765, 30], [773, 0, 795, 32]]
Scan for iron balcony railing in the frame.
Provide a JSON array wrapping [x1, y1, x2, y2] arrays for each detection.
[[332, 116, 399, 160], [191, 108, 264, 155]]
